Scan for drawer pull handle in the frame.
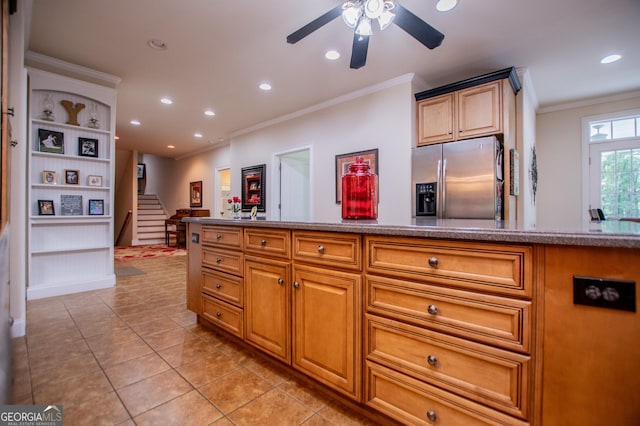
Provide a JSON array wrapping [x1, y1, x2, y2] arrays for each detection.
[[317, 245, 325, 254], [216, 257, 222, 263], [293, 281, 300, 289], [260, 239, 267, 246], [278, 278, 284, 285], [216, 234, 222, 240], [427, 304, 438, 315], [428, 257, 438, 268], [426, 410, 437, 422], [427, 355, 438, 367], [216, 283, 222, 289], [216, 311, 222, 318]]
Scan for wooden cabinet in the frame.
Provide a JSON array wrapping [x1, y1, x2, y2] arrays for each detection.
[[199, 225, 244, 338], [292, 263, 362, 400], [26, 68, 117, 299], [418, 80, 502, 146], [364, 235, 535, 424], [244, 255, 291, 362]]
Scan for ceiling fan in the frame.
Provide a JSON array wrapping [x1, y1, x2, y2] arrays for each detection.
[[286, 0, 445, 69]]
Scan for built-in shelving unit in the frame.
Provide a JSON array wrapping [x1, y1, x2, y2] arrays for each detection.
[[27, 68, 117, 299]]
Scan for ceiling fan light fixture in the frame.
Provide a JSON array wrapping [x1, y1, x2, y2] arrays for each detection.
[[342, 2, 360, 28], [377, 8, 395, 30], [355, 17, 372, 36], [364, 0, 384, 19]]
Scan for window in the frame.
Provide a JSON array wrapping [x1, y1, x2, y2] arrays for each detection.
[[586, 112, 640, 220]]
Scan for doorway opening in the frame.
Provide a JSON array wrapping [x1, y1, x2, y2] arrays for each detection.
[[217, 167, 231, 219], [274, 148, 311, 220]]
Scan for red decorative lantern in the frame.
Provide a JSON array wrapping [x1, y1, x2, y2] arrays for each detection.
[[341, 156, 378, 219]]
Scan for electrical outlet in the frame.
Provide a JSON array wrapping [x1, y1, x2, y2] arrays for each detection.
[[573, 276, 636, 312], [191, 233, 199, 244]]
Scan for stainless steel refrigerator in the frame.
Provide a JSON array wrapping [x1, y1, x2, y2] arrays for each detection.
[[411, 136, 504, 219]]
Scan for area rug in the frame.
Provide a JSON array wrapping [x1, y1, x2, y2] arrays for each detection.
[[114, 266, 146, 277], [114, 244, 187, 262]]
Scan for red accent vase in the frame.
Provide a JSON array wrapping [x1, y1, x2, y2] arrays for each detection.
[[341, 156, 378, 220]]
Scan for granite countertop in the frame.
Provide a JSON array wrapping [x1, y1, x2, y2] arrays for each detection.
[[183, 216, 640, 249]]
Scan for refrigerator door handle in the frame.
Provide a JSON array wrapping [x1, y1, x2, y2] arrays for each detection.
[[441, 159, 447, 218], [436, 159, 442, 218]]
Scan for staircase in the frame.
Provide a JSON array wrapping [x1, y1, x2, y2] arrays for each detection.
[[136, 194, 167, 245]]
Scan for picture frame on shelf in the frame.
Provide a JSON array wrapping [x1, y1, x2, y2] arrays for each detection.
[[190, 181, 202, 207], [335, 148, 378, 204], [137, 163, 146, 179], [41, 170, 57, 185], [38, 200, 55, 216], [60, 195, 83, 216], [78, 137, 99, 158], [87, 175, 103, 187], [88, 199, 104, 215], [38, 128, 64, 154], [65, 169, 79, 185]]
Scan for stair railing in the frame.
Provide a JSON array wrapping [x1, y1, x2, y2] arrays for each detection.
[[115, 210, 132, 246]]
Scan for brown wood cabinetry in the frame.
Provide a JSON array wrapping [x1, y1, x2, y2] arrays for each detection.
[[198, 225, 245, 338], [365, 235, 534, 424], [417, 81, 502, 146]]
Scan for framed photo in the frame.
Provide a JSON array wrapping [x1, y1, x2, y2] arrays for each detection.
[[137, 163, 146, 179], [41, 170, 57, 184], [87, 175, 103, 187], [38, 128, 64, 154], [78, 137, 98, 157], [88, 199, 104, 215], [60, 195, 83, 216], [190, 180, 202, 207], [65, 169, 80, 185], [38, 200, 55, 216], [335, 148, 378, 204]]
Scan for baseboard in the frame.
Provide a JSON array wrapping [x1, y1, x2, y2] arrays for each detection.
[[26, 275, 116, 300], [10, 318, 25, 338]]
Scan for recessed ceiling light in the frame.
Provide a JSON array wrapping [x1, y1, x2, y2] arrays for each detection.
[[167, 145, 175, 149], [194, 132, 203, 138], [259, 82, 272, 91], [130, 120, 141, 126], [147, 39, 168, 50], [600, 54, 622, 64], [160, 97, 173, 105], [325, 50, 340, 60], [204, 109, 216, 117], [436, 0, 457, 12]]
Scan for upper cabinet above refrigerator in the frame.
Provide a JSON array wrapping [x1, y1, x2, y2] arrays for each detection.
[[415, 67, 521, 146]]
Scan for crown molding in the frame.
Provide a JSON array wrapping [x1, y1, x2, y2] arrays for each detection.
[[24, 51, 121, 87], [537, 89, 640, 114]]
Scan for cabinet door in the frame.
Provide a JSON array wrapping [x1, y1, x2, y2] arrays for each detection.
[[292, 264, 362, 401], [244, 256, 291, 363], [417, 93, 455, 145], [456, 81, 502, 139]]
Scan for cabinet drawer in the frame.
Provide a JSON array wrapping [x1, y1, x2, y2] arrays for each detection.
[[202, 294, 244, 338], [366, 275, 531, 352], [366, 237, 532, 298], [202, 268, 243, 307], [293, 231, 361, 271], [202, 247, 244, 276], [366, 315, 529, 419], [202, 226, 243, 249], [366, 362, 529, 426], [244, 228, 291, 259]]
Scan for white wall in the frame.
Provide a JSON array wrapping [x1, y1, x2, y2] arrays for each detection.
[[142, 146, 230, 216], [516, 69, 538, 230], [229, 75, 415, 223], [536, 92, 640, 229]]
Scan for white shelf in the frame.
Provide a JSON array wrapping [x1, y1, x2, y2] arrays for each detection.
[[27, 68, 117, 300], [31, 118, 111, 135]]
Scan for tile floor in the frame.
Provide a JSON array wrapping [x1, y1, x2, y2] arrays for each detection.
[[10, 255, 380, 425]]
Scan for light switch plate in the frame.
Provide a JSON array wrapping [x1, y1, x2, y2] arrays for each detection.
[[573, 276, 636, 312]]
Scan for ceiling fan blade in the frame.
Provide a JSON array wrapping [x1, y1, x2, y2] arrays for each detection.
[[350, 33, 370, 69], [393, 4, 445, 49], [287, 5, 343, 44]]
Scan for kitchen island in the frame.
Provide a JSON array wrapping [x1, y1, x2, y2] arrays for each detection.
[[183, 217, 639, 426]]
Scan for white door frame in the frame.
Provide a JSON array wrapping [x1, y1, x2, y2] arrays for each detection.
[[215, 165, 230, 219], [271, 146, 313, 220]]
